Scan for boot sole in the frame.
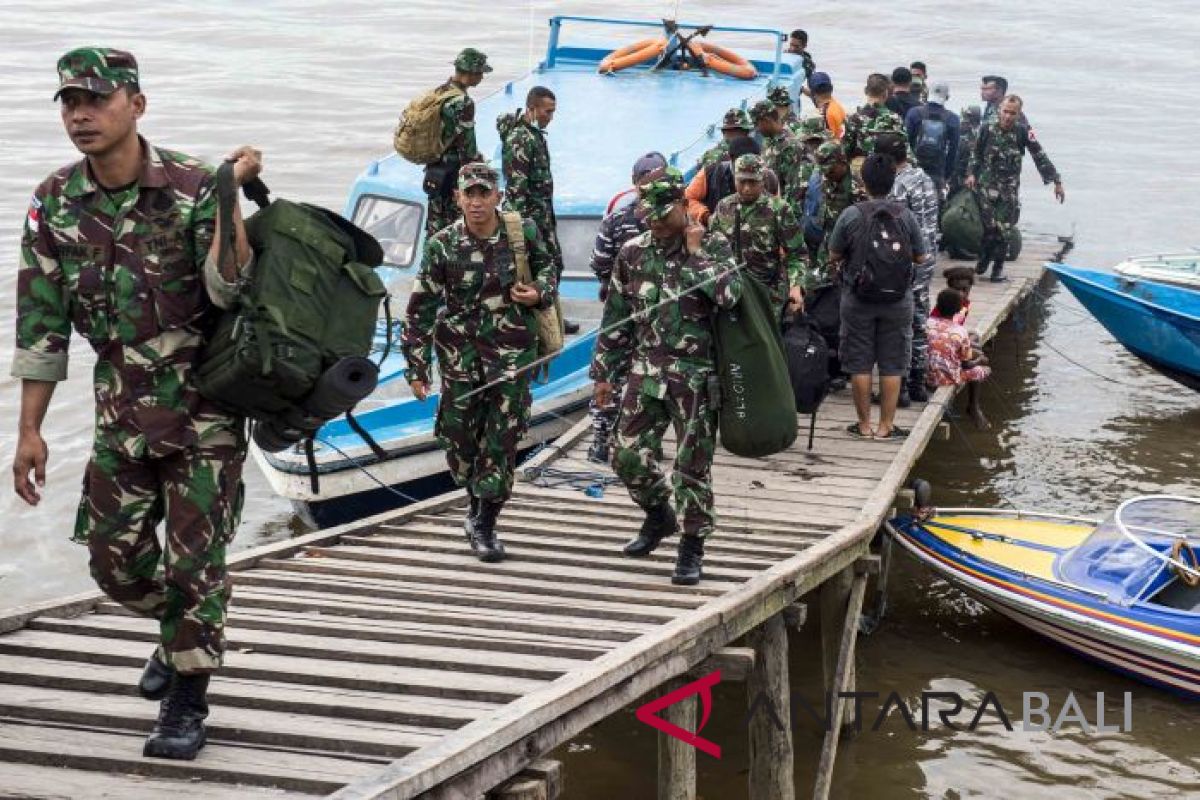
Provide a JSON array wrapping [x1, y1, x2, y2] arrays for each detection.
[[143, 728, 207, 760], [671, 573, 702, 586]]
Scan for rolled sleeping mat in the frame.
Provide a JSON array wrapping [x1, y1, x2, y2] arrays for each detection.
[[253, 419, 304, 453], [302, 356, 380, 419]]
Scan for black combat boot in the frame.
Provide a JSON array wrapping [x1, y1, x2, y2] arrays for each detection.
[[908, 369, 929, 403], [989, 255, 1009, 282], [462, 492, 481, 540], [623, 502, 677, 557], [897, 382, 912, 408], [138, 649, 174, 701], [974, 250, 990, 275], [468, 499, 506, 563], [672, 535, 705, 586], [143, 672, 210, 760]]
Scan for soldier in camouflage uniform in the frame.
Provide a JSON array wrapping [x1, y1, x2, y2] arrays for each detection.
[[749, 100, 806, 210], [966, 95, 1064, 281], [806, 140, 867, 288], [709, 154, 807, 315], [402, 163, 558, 563], [585, 152, 668, 464], [791, 117, 830, 209], [11, 48, 261, 760], [767, 84, 803, 137], [950, 105, 983, 194], [590, 169, 743, 586], [694, 107, 752, 172], [842, 73, 907, 161], [424, 48, 490, 237]]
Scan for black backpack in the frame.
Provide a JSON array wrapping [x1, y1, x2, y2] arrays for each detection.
[[914, 109, 948, 173], [845, 200, 914, 303], [782, 316, 830, 414]]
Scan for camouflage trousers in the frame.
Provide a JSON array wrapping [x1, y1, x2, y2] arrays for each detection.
[[436, 375, 532, 502], [611, 373, 717, 539], [425, 194, 459, 239], [910, 259, 936, 376], [73, 427, 246, 674], [979, 187, 1020, 259], [588, 376, 624, 458]]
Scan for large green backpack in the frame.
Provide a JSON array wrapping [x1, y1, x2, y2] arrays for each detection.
[[941, 187, 1023, 260], [715, 274, 798, 458], [194, 165, 387, 451]]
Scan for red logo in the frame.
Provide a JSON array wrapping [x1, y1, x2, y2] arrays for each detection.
[[634, 670, 722, 758]]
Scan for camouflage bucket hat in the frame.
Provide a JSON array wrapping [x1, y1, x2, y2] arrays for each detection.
[[814, 140, 846, 167], [458, 162, 499, 191], [54, 47, 138, 100], [638, 167, 685, 221], [798, 115, 828, 140], [454, 47, 493, 74], [749, 99, 777, 123], [720, 107, 752, 131], [734, 153, 765, 181], [767, 84, 792, 106]]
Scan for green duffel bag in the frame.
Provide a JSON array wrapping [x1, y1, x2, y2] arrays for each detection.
[[940, 186, 984, 260], [194, 165, 387, 443], [941, 187, 1023, 260], [714, 274, 798, 458]]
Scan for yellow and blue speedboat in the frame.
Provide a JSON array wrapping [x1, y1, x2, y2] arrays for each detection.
[[891, 494, 1200, 698]]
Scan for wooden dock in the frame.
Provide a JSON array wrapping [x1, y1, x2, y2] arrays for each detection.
[[0, 237, 1066, 799]]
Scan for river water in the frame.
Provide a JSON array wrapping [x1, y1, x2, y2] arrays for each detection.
[[1, 1, 1197, 796]]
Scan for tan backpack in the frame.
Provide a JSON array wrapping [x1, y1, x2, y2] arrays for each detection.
[[393, 83, 464, 165], [500, 212, 563, 377]]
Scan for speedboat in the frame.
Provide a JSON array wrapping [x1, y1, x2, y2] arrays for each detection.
[[1114, 252, 1200, 291], [891, 493, 1200, 698], [252, 16, 810, 526], [1048, 263, 1200, 392]]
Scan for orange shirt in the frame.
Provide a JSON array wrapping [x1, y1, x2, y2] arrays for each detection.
[[821, 96, 847, 139]]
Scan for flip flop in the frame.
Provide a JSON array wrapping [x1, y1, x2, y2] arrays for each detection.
[[878, 426, 910, 440], [845, 423, 872, 439]]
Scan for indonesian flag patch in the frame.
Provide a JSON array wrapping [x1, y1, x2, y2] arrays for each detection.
[[26, 196, 42, 234]]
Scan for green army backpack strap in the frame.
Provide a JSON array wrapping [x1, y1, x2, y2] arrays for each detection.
[[394, 83, 465, 165], [500, 211, 563, 368], [714, 273, 799, 457]]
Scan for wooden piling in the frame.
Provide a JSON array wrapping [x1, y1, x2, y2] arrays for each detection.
[[819, 566, 857, 725], [656, 678, 696, 800], [745, 613, 795, 800]]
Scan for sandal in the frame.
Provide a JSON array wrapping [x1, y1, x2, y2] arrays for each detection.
[[845, 423, 872, 439], [878, 426, 909, 440]]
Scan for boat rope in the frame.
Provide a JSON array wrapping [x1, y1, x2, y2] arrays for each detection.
[[314, 437, 422, 504]]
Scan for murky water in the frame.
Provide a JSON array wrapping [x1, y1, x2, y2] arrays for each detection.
[[1, 1, 1197, 796]]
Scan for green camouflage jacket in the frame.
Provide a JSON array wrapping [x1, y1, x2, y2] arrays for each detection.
[[589, 231, 743, 395], [694, 139, 730, 172], [498, 111, 555, 226], [760, 130, 807, 206], [439, 81, 480, 164], [968, 121, 1060, 195], [709, 193, 807, 291], [401, 214, 557, 385], [12, 139, 236, 458], [842, 101, 906, 159]]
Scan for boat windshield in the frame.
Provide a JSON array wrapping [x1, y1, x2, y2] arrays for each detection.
[[1059, 496, 1200, 604], [352, 194, 424, 268]]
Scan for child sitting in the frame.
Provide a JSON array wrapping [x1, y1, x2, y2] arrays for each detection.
[[934, 266, 975, 324], [927, 288, 991, 428]]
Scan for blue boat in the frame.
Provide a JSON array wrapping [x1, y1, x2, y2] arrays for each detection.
[[1048, 263, 1200, 392], [252, 16, 809, 526], [891, 495, 1200, 698]]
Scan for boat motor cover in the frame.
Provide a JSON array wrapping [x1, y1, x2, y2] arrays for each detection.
[[715, 274, 799, 457], [195, 165, 387, 432]]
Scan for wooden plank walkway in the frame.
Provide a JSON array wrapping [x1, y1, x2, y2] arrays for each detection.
[[0, 237, 1065, 799]]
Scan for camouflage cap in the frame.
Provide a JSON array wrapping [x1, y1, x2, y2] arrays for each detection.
[[797, 115, 829, 141], [767, 84, 792, 106], [54, 47, 138, 100], [814, 140, 846, 167], [720, 107, 752, 131], [749, 99, 778, 123], [637, 167, 685, 220], [454, 48, 493, 74], [734, 153, 765, 181], [457, 162, 499, 191]]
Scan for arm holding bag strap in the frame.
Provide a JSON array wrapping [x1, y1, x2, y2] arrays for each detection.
[[500, 212, 563, 380]]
